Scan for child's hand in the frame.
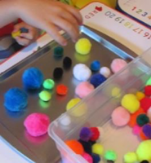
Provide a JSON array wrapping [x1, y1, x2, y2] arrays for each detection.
[[14, 0, 83, 46], [13, 22, 40, 46]]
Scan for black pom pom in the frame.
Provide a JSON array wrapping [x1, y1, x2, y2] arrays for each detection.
[[88, 140, 96, 145], [78, 139, 92, 155], [140, 161, 149, 163], [63, 57, 72, 69], [53, 67, 63, 80]]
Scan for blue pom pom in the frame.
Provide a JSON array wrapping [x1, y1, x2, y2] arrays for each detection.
[[90, 74, 106, 88], [90, 60, 101, 72], [4, 88, 28, 112], [92, 153, 101, 163], [22, 67, 44, 89], [80, 127, 92, 142]]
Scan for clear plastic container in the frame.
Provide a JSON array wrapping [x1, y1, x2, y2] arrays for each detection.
[[48, 48, 151, 163]]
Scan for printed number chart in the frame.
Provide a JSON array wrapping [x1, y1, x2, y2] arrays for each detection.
[[117, 0, 151, 27], [0, 2, 151, 75]]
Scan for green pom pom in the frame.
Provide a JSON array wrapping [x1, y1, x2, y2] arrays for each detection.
[[54, 46, 64, 58], [43, 79, 55, 90], [124, 152, 138, 163], [146, 77, 151, 86], [39, 90, 51, 101], [136, 114, 149, 127], [104, 150, 117, 161]]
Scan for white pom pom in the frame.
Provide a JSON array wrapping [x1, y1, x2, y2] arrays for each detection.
[[99, 67, 111, 78], [73, 64, 91, 81]]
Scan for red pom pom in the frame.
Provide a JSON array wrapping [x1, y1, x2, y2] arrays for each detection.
[[140, 97, 151, 112], [90, 127, 100, 141], [145, 86, 151, 96], [56, 84, 68, 96]]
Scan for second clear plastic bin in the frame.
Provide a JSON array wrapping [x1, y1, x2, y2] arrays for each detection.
[[48, 48, 151, 163]]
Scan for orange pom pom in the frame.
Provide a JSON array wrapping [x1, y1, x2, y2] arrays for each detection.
[[140, 129, 148, 140], [56, 84, 68, 96], [65, 140, 84, 155], [128, 108, 145, 127]]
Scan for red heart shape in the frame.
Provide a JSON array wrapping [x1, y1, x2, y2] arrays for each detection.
[[95, 6, 103, 12]]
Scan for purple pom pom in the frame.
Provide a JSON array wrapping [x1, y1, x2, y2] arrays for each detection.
[[80, 127, 92, 142], [142, 124, 151, 138]]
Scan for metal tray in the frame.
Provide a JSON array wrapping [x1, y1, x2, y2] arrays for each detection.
[[0, 25, 137, 163]]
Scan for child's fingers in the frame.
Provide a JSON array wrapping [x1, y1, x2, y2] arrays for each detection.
[[64, 5, 83, 25], [20, 33, 34, 40], [15, 37, 31, 46], [54, 18, 79, 42], [44, 23, 67, 46]]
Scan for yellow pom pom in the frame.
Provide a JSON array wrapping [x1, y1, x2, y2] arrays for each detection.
[[75, 38, 92, 55], [121, 94, 140, 114], [11, 30, 21, 38], [124, 152, 138, 163], [136, 91, 145, 101], [111, 87, 121, 98], [66, 98, 81, 111], [92, 143, 104, 155], [136, 140, 151, 161]]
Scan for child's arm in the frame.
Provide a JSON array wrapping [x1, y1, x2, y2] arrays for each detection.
[[0, 0, 82, 46]]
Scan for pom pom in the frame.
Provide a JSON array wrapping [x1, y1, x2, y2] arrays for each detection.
[[111, 106, 130, 126], [66, 98, 81, 111], [11, 30, 21, 38], [20, 27, 29, 33], [63, 57, 72, 69], [140, 161, 149, 163], [75, 82, 94, 98], [136, 91, 145, 101], [82, 153, 93, 163], [133, 125, 142, 135], [24, 113, 50, 137], [22, 67, 44, 89], [90, 74, 106, 88], [91, 153, 101, 163], [53, 46, 64, 58], [73, 64, 91, 81], [56, 84, 68, 96], [4, 88, 28, 112], [146, 77, 151, 86], [65, 140, 84, 155], [104, 150, 117, 161], [79, 140, 92, 155], [90, 60, 101, 72], [90, 127, 100, 141], [80, 127, 92, 142], [92, 143, 104, 155], [39, 90, 51, 102], [110, 58, 127, 73], [140, 97, 151, 112], [145, 86, 151, 96], [53, 67, 63, 80], [128, 108, 145, 127], [121, 94, 140, 114], [75, 38, 92, 55], [136, 140, 151, 161], [124, 152, 138, 163], [43, 79, 55, 90], [99, 67, 111, 78], [142, 124, 151, 139], [140, 129, 148, 141], [136, 114, 149, 127]]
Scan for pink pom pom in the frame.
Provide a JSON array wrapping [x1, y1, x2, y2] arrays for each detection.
[[82, 153, 93, 163], [24, 113, 50, 137], [111, 106, 130, 127], [75, 82, 94, 98], [111, 58, 127, 73], [133, 125, 142, 135]]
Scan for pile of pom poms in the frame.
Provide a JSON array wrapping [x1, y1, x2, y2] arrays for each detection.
[[65, 126, 118, 163]]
